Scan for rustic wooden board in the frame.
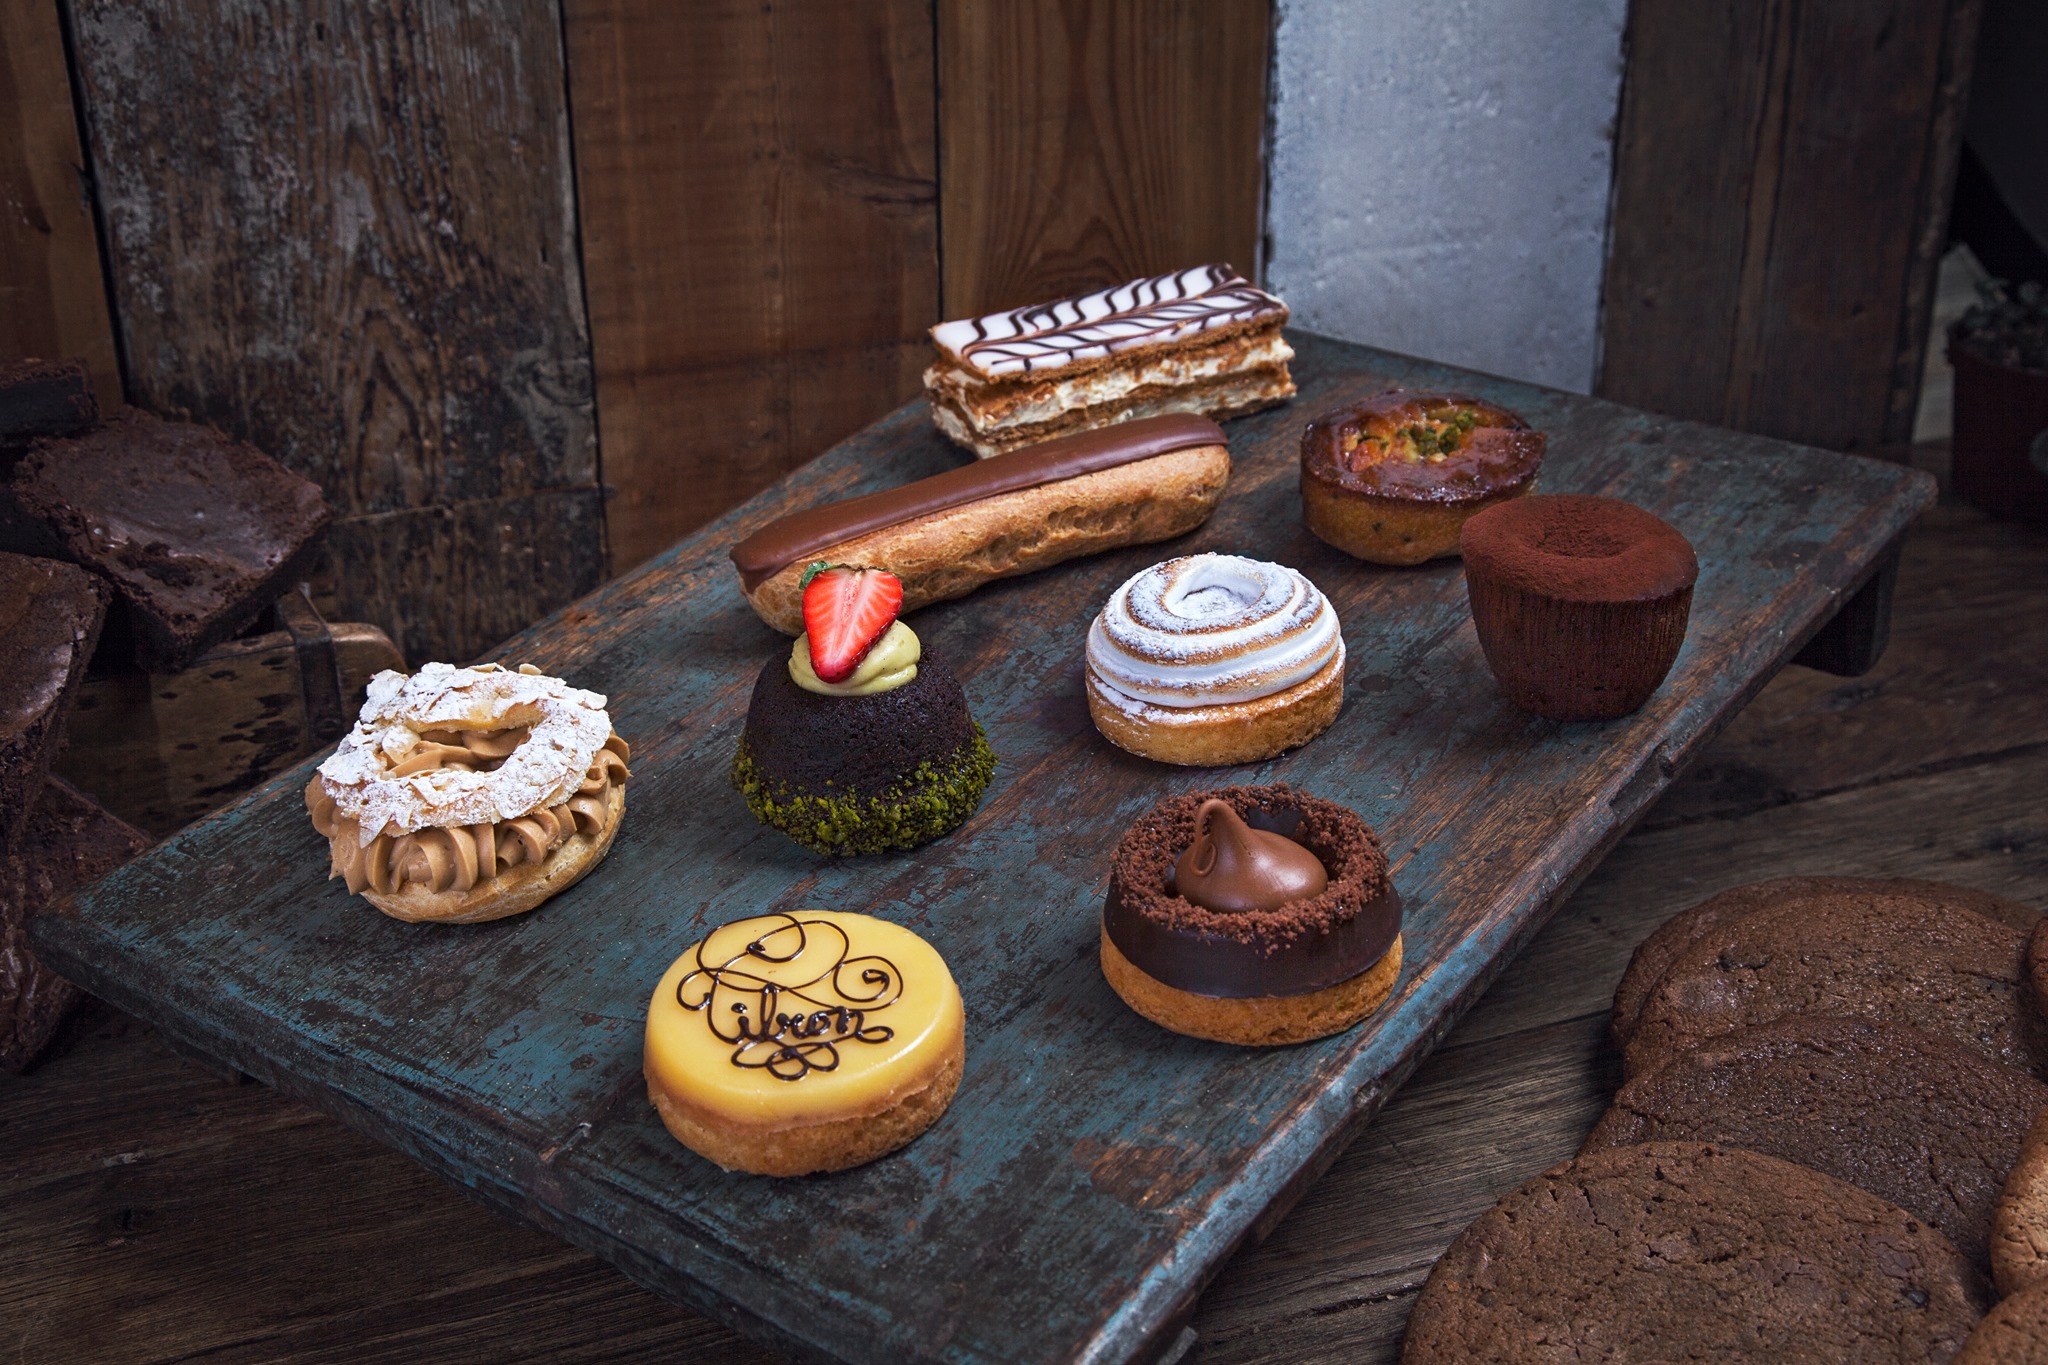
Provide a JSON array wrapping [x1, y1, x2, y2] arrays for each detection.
[[1598, 0, 1982, 450], [33, 332, 1931, 1364], [0, 0, 121, 401], [563, 0, 939, 571], [937, 0, 1270, 316], [61, 0, 602, 664]]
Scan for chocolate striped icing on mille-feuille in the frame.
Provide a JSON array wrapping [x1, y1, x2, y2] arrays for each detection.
[[923, 264, 1296, 458]]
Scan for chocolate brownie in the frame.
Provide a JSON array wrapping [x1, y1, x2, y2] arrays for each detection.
[[2029, 918, 2048, 1022], [1, 776, 149, 1071], [1402, 1141, 1986, 1363], [0, 358, 96, 466], [1955, 1282, 2048, 1365], [1993, 1107, 2048, 1297], [1613, 876, 2044, 1049], [0, 553, 109, 853], [1622, 896, 2048, 1082], [1584, 1016, 2048, 1270], [11, 410, 330, 672]]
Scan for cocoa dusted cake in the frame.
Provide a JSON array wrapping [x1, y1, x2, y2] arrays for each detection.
[[0, 553, 109, 854], [2, 777, 149, 1071], [1459, 493, 1698, 720], [12, 410, 330, 672], [732, 565, 995, 856]]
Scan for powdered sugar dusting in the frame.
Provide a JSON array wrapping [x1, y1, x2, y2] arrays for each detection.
[[318, 663, 613, 841], [1085, 554, 1341, 705]]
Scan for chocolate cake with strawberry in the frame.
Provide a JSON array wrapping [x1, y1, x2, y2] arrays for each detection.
[[731, 563, 996, 856]]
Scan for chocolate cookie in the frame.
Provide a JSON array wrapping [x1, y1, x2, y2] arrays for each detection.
[[1613, 876, 2044, 1049], [1955, 1282, 2048, 1365], [1402, 1141, 1986, 1363], [1993, 1106, 2048, 1298], [1622, 896, 2048, 1082], [1584, 1016, 2048, 1270]]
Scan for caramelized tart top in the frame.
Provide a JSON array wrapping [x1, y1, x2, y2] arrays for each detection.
[[1300, 389, 1544, 504]]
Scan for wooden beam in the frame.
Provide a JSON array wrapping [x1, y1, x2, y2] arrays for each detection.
[[563, 0, 939, 571], [0, 0, 119, 400], [61, 0, 602, 664], [1598, 0, 1983, 451], [937, 0, 1271, 317]]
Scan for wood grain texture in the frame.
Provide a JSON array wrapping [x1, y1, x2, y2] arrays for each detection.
[[56, 619, 403, 837], [1598, 0, 1983, 450], [0, 0, 120, 400], [565, 0, 938, 571], [5, 482, 2035, 1363], [26, 333, 1929, 1364], [60, 0, 601, 663], [937, 0, 1270, 317]]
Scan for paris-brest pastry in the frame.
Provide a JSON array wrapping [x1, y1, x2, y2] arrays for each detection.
[[306, 662, 630, 923]]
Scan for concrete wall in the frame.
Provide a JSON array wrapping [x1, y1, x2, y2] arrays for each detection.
[[1265, 0, 1629, 393]]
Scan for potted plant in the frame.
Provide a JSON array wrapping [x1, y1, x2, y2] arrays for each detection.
[[1948, 278, 2048, 523]]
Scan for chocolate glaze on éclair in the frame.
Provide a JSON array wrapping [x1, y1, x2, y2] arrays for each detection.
[[1106, 786, 1400, 999], [730, 413, 1226, 592], [1301, 390, 1543, 504]]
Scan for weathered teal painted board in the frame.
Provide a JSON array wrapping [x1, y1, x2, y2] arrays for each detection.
[[36, 333, 1932, 1363]]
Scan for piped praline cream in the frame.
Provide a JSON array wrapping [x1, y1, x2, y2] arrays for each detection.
[[644, 910, 963, 1126], [1106, 786, 1399, 999]]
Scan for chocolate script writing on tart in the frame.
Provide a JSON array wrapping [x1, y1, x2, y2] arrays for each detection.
[[675, 912, 902, 1081]]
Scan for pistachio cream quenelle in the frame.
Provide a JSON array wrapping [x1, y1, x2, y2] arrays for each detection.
[[731, 564, 994, 857], [644, 910, 966, 1175]]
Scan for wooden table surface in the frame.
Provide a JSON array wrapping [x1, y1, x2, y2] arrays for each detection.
[[7, 447, 2043, 1363]]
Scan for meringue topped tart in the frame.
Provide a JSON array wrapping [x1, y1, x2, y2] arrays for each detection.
[[1084, 553, 1344, 765]]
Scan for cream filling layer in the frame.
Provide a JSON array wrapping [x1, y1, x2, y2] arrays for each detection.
[[1085, 554, 1342, 707], [925, 331, 1293, 433], [788, 621, 919, 696], [307, 730, 631, 896]]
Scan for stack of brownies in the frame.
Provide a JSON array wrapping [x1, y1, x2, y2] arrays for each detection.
[[0, 357, 331, 1070]]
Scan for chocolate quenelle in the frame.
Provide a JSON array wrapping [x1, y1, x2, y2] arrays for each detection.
[[729, 413, 1231, 634]]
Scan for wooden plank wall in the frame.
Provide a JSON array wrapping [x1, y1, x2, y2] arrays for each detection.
[[562, 0, 940, 571], [14, 1, 1272, 645], [1598, 0, 1983, 451], [569, 0, 1273, 570], [936, 0, 1270, 317], [60, 0, 605, 666], [0, 0, 119, 401]]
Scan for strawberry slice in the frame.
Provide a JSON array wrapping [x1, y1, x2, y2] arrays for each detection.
[[800, 563, 904, 683]]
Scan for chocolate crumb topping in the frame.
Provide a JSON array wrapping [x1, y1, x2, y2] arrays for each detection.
[[1111, 785, 1389, 951]]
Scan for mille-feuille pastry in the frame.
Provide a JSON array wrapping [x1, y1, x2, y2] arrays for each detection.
[[307, 662, 630, 923], [732, 565, 995, 855], [1299, 389, 1544, 565], [1100, 786, 1402, 1045], [1084, 553, 1343, 766], [924, 264, 1294, 459], [644, 909, 965, 1176], [730, 414, 1231, 635]]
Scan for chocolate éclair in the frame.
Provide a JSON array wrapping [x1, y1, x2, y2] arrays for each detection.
[[729, 413, 1232, 634]]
